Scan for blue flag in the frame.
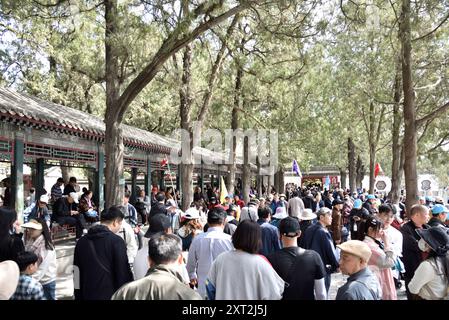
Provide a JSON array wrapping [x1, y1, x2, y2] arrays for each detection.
[[292, 160, 302, 177], [325, 175, 330, 186]]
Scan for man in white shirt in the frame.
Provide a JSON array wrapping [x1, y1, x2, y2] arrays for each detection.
[[186, 207, 234, 298], [288, 191, 305, 218]]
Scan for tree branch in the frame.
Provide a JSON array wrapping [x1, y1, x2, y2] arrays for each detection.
[[375, 105, 387, 146], [416, 101, 449, 127], [412, 11, 449, 42], [417, 119, 431, 144], [117, 1, 254, 120], [425, 132, 449, 154], [196, 13, 240, 124]]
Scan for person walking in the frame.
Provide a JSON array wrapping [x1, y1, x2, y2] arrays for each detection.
[[205, 220, 284, 300], [112, 233, 201, 300], [302, 207, 339, 294], [336, 240, 382, 300], [22, 219, 57, 300], [401, 204, 430, 299], [74, 206, 133, 300], [186, 207, 233, 298], [408, 226, 449, 300], [10, 251, 46, 300], [267, 217, 327, 300], [358, 216, 397, 300]]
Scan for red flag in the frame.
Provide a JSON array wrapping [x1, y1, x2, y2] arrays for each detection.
[[374, 163, 383, 178], [161, 158, 168, 167]]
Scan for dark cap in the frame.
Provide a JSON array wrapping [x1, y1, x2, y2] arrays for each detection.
[[416, 226, 449, 256], [332, 199, 344, 206], [279, 217, 301, 237], [145, 214, 172, 238]]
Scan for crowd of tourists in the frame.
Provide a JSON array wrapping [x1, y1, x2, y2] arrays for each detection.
[[1, 177, 449, 301]]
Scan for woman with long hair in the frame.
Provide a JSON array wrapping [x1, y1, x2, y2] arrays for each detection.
[[0, 207, 24, 262], [22, 218, 57, 300], [409, 226, 449, 300], [358, 215, 397, 300]]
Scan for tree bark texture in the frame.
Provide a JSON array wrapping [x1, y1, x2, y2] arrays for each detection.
[[400, 0, 418, 215]]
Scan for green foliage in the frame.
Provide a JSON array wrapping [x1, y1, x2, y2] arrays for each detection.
[[0, 0, 448, 184]]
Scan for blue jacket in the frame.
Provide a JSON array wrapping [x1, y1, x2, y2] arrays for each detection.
[[257, 219, 281, 257], [336, 267, 381, 300], [302, 222, 339, 273]]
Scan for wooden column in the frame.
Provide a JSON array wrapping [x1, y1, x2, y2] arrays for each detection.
[[11, 133, 24, 221]]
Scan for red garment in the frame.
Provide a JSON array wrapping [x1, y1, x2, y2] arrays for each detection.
[[236, 200, 245, 208], [391, 219, 402, 231]]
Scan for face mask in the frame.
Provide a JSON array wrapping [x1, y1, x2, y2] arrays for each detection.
[[418, 238, 429, 252]]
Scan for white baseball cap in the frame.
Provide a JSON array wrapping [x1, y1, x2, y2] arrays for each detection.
[[21, 219, 43, 230], [39, 194, 49, 204], [69, 192, 79, 203], [184, 207, 200, 220]]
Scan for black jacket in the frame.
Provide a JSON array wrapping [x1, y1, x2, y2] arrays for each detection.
[[401, 221, 430, 283], [74, 224, 133, 300], [53, 197, 77, 219], [303, 196, 315, 210], [428, 217, 447, 228], [149, 203, 167, 218]]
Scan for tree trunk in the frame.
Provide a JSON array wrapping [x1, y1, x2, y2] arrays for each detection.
[[340, 167, 347, 190], [400, 0, 418, 214], [268, 174, 272, 194], [180, 164, 193, 210], [278, 166, 285, 194], [85, 168, 95, 192], [388, 57, 403, 203], [104, 0, 124, 207], [356, 155, 365, 191], [228, 65, 243, 195], [104, 120, 124, 207], [368, 102, 376, 194], [348, 137, 356, 193], [180, 44, 194, 211], [257, 156, 262, 197], [61, 163, 71, 184], [273, 170, 279, 194], [242, 136, 251, 204]]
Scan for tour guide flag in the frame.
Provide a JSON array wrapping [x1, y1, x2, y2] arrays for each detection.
[[374, 162, 383, 178], [292, 160, 302, 177], [220, 176, 228, 205]]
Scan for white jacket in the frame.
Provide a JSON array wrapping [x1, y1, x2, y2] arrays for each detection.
[[117, 221, 138, 264], [26, 235, 57, 285]]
